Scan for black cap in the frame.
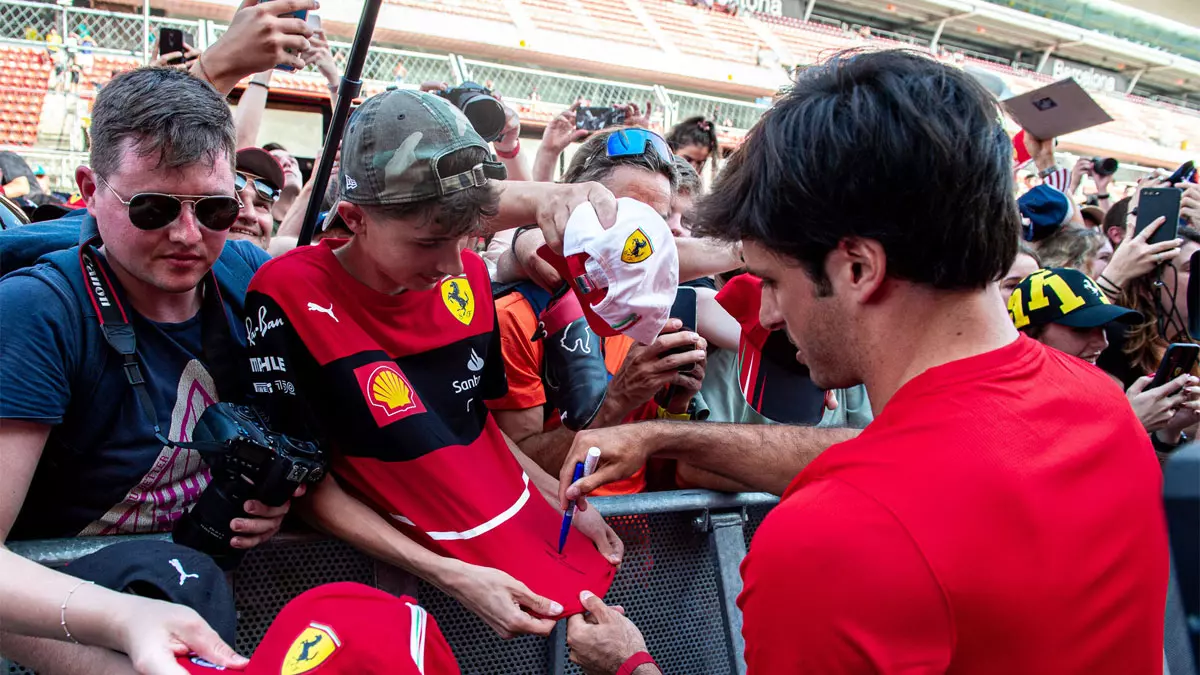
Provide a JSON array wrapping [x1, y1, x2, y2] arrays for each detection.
[[1008, 267, 1143, 330], [63, 540, 237, 645]]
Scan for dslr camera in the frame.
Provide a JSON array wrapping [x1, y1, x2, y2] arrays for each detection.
[[437, 82, 506, 142], [1091, 157, 1119, 177], [173, 402, 326, 568]]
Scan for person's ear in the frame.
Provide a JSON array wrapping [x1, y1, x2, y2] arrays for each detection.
[[77, 166, 98, 211], [828, 237, 886, 303], [338, 202, 367, 236]]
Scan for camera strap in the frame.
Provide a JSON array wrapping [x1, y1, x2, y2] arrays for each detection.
[[77, 233, 244, 449]]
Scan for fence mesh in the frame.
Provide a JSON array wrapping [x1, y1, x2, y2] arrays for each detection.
[[463, 60, 656, 109], [327, 43, 455, 86], [667, 89, 767, 131], [0, 1, 58, 43]]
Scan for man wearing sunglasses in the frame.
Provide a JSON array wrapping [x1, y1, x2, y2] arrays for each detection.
[[0, 68, 299, 673], [229, 147, 285, 251], [487, 128, 710, 493]]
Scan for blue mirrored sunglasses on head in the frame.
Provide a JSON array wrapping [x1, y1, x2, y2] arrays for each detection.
[[606, 128, 673, 164]]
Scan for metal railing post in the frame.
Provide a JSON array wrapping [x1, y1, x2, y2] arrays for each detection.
[[696, 509, 750, 675]]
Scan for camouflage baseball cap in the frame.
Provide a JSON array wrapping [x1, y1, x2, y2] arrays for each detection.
[[338, 89, 507, 206]]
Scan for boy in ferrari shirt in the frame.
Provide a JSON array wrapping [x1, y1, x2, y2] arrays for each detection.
[[242, 90, 620, 640]]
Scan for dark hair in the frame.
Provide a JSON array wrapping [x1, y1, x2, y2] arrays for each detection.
[[364, 145, 499, 237], [1122, 224, 1200, 374], [1104, 196, 1131, 245], [666, 116, 718, 162], [89, 68, 235, 179], [262, 142, 288, 154], [562, 128, 677, 190], [673, 155, 701, 196], [693, 49, 1020, 292], [1037, 226, 1105, 275]]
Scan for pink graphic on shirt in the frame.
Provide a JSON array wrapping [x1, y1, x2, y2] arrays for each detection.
[[78, 360, 217, 536]]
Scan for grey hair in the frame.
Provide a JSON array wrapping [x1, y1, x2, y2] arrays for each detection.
[[89, 67, 235, 179], [672, 155, 701, 196], [561, 128, 678, 189]]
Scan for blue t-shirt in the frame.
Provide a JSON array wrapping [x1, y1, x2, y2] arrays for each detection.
[[0, 216, 270, 540]]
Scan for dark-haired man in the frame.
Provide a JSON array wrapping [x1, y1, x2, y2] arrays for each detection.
[[562, 50, 1166, 673]]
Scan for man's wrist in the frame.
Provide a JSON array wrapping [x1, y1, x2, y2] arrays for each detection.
[[594, 391, 632, 427]]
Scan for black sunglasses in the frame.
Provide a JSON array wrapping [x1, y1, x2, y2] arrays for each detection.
[[236, 172, 281, 204], [98, 175, 242, 231]]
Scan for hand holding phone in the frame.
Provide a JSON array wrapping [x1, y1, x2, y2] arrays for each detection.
[[158, 28, 184, 65], [1135, 187, 1183, 246], [1149, 343, 1200, 391], [576, 107, 627, 132], [663, 288, 698, 372]]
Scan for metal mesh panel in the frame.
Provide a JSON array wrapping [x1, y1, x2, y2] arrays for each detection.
[[571, 512, 732, 675], [462, 60, 655, 109], [667, 89, 767, 131], [743, 503, 774, 550], [64, 8, 145, 53], [230, 539, 375, 656], [0, 1, 60, 42], [415, 581, 549, 675], [328, 43, 454, 86]]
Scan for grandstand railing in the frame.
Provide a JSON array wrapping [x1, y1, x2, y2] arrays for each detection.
[[1, 490, 780, 675], [664, 88, 769, 134]]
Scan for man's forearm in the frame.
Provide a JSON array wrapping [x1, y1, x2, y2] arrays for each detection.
[[649, 421, 859, 495], [0, 633, 134, 675], [677, 238, 741, 282]]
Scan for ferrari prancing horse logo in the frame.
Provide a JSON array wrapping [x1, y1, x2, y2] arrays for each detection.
[[621, 229, 653, 264], [282, 623, 341, 674], [441, 277, 475, 325]]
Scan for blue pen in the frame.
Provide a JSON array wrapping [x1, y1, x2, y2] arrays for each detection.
[[557, 461, 586, 554]]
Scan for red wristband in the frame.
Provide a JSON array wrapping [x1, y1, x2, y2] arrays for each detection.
[[616, 651, 657, 675], [495, 138, 520, 159]]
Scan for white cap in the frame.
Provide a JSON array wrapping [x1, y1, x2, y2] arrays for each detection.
[[540, 198, 679, 345]]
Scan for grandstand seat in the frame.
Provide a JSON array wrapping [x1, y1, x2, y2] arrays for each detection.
[[519, 0, 660, 50], [0, 44, 52, 147], [384, 0, 513, 24]]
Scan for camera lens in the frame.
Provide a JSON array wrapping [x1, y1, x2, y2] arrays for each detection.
[[1092, 157, 1119, 177], [459, 94, 507, 142]]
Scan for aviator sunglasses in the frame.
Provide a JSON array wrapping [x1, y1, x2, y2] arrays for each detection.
[[97, 174, 243, 231]]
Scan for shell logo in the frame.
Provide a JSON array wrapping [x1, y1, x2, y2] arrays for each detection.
[[369, 366, 416, 416]]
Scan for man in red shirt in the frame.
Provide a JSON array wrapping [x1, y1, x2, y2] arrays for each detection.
[[561, 50, 1168, 674]]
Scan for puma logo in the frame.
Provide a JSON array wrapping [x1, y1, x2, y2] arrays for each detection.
[[168, 558, 200, 586], [307, 302, 339, 323]]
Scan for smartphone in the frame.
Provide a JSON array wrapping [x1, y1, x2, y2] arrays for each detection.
[[1149, 343, 1200, 390], [758, 331, 827, 425], [576, 106, 626, 132], [1189, 250, 1199, 339], [663, 287, 698, 372], [1135, 187, 1182, 245], [158, 28, 184, 65], [261, 0, 309, 71], [1165, 160, 1196, 186]]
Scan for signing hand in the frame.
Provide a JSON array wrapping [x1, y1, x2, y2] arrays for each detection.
[[439, 560, 563, 638], [113, 594, 248, 675], [1127, 374, 1200, 434], [536, 181, 618, 253], [559, 425, 659, 510], [229, 484, 306, 549], [566, 591, 655, 675]]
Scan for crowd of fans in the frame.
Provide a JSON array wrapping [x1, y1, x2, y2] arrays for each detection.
[[0, 1, 1195, 672]]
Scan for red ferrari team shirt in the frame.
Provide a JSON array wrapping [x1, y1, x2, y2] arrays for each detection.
[[244, 241, 614, 615], [739, 336, 1168, 673]]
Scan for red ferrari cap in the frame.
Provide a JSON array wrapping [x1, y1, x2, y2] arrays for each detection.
[[176, 582, 459, 675]]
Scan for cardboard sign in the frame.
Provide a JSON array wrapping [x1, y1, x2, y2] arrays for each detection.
[[1003, 78, 1113, 140]]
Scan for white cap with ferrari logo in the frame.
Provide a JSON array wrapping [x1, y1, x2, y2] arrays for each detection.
[[539, 198, 679, 345]]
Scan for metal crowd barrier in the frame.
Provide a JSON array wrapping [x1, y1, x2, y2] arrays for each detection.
[[2, 490, 779, 675]]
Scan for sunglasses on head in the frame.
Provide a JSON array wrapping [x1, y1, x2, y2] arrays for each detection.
[[236, 172, 281, 204], [606, 128, 673, 164], [97, 175, 242, 231]]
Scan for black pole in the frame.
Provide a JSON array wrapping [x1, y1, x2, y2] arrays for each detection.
[[297, 0, 383, 247]]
